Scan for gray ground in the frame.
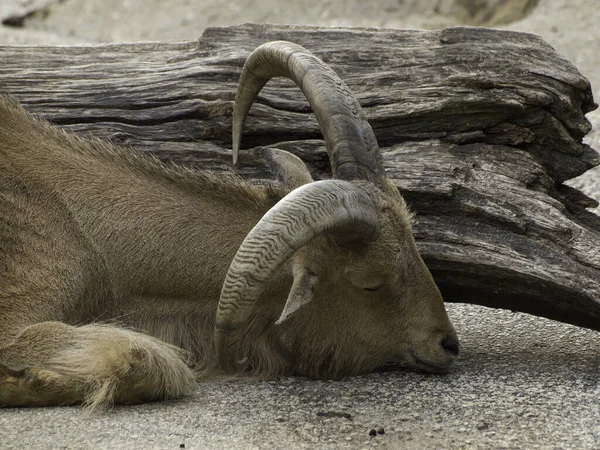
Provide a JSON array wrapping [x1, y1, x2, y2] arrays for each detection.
[[1, 305, 598, 450], [0, 0, 599, 449]]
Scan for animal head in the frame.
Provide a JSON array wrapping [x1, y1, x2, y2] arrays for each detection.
[[214, 41, 458, 377]]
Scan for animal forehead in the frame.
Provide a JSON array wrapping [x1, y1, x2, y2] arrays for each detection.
[[375, 204, 413, 246], [339, 208, 415, 271], [343, 261, 393, 279], [381, 197, 413, 226], [342, 232, 406, 270]]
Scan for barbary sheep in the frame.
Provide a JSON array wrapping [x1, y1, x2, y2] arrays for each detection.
[[0, 41, 458, 408]]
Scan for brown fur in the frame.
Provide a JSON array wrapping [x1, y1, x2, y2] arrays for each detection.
[[0, 94, 457, 407]]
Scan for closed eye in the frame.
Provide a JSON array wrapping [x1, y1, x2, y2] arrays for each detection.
[[363, 284, 385, 292]]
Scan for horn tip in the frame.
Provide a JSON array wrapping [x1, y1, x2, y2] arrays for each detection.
[[232, 144, 239, 165]]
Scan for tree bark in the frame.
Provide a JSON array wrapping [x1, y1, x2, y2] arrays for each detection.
[[0, 24, 599, 329]]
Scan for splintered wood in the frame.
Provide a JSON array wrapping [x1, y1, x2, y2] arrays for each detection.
[[0, 24, 598, 329]]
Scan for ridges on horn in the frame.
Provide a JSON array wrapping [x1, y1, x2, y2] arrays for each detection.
[[217, 41, 388, 373], [214, 180, 380, 373]]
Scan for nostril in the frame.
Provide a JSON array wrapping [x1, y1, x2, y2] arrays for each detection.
[[441, 336, 459, 356]]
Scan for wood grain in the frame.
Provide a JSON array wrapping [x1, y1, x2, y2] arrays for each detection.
[[1, 23, 599, 329]]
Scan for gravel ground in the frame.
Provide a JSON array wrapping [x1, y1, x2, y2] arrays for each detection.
[[0, 1, 599, 449], [1, 303, 598, 450]]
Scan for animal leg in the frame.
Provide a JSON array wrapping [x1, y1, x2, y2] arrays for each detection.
[[0, 321, 197, 408]]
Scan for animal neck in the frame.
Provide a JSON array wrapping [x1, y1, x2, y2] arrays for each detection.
[[63, 153, 284, 299]]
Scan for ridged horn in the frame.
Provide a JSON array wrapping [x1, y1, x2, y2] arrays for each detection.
[[232, 41, 385, 183], [214, 179, 380, 373]]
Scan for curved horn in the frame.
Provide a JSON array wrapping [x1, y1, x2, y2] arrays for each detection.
[[232, 41, 385, 183], [214, 180, 380, 373]]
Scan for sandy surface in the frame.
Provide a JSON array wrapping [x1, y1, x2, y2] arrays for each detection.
[[0, 1, 599, 449]]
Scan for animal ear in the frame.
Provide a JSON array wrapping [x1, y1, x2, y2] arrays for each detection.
[[275, 267, 318, 325], [262, 148, 314, 189]]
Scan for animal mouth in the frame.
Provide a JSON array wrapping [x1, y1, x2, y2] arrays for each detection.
[[405, 350, 452, 374]]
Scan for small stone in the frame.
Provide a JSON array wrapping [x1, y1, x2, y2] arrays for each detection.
[[369, 429, 377, 437], [179, 445, 185, 449], [377, 427, 385, 435], [316, 411, 353, 420]]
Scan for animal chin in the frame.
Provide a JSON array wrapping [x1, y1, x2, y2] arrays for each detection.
[[404, 350, 452, 374]]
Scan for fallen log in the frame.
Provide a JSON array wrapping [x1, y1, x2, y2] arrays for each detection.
[[0, 23, 599, 330]]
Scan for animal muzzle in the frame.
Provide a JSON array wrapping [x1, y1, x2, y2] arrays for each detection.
[[404, 332, 460, 374]]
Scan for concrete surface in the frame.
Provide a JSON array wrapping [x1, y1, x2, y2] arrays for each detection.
[[0, 1, 599, 449], [1, 304, 598, 449]]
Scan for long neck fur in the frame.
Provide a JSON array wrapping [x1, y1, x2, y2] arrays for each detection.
[[1, 96, 286, 297]]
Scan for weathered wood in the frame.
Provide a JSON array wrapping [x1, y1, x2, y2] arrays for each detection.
[[0, 24, 599, 330]]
